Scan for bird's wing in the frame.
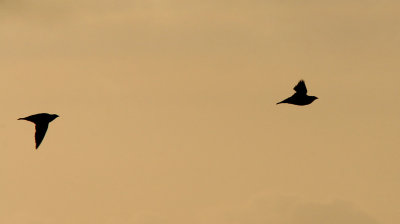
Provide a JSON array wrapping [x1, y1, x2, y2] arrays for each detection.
[[35, 123, 49, 149], [293, 80, 307, 94]]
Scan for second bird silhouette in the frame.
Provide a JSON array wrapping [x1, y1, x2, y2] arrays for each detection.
[[277, 80, 318, 106], [18, 113, 59, 149]]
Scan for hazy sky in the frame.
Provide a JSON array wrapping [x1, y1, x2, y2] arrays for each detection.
[[1, 1, 400, 223]]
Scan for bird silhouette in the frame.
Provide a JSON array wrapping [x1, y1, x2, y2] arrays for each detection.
[[277, 80, 318, 106], [18, 113, 59, 149]]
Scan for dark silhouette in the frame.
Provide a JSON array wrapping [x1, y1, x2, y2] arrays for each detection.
[[18, 113, 59, 149], [277, 80, 318, 106]]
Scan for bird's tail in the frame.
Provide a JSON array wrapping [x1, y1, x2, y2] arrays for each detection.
[[18, 118, 26, 120], [276, 98, 290, 105], [276, 101, 285, 105]]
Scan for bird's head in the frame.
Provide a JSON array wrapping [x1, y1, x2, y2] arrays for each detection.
[[49, 114, 59, 122], [310, 96, 318, 102]]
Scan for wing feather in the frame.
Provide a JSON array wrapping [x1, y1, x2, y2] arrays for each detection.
[[35, 123, 49, 149], [293, 80, 307, 94]]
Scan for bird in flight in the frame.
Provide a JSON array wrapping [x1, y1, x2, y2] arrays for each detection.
[[18, 113, 59, 149], [277, 80, 318, 106]]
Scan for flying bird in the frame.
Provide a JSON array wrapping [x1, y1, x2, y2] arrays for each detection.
[[18, 113, 59, 149], [277, 80, 318, 106]]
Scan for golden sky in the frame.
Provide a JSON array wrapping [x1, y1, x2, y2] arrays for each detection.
[[1, 0, 400, 223]]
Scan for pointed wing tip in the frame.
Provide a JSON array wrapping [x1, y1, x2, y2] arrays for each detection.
[[293, 79, 307, 94], [35, 141, 42, 149]]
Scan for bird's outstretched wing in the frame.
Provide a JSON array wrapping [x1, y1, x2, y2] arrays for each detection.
[[293, 80, 307, 95], [35, 123, 49, 149]]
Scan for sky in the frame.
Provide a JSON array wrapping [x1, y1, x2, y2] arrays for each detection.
[[1, 0, 400, 223]]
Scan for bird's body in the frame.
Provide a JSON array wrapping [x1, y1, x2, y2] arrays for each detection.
[[277, 80, 318, 106], [18, 113, 59, 149]]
